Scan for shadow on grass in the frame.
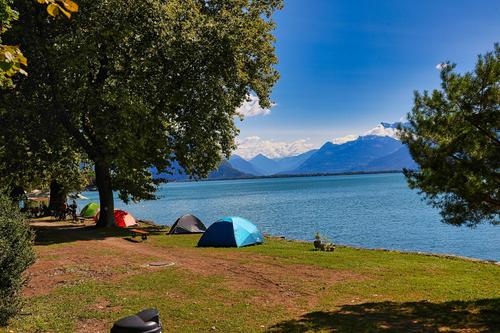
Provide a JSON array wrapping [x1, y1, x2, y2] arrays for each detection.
[[267, 298, 500, 333], [32, 223, 167, 246], [32, 224, 129, 245]]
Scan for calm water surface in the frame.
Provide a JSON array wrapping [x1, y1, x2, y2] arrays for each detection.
[[81, 173, 499, 261]]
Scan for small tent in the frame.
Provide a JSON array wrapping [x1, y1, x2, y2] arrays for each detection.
[[169, 214, 207, 234], [80, 202, 100, 218], [95, 209, 137, 228], [68, 193, 89, 200], [113, 210, 137, 228], [197, 216, 263, 248]]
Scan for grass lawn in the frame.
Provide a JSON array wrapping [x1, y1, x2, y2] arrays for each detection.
[[4, 223, 500, 332]]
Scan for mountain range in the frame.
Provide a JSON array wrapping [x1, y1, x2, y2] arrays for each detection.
[[230, 149, 318, 176], [155, 122, 418, 180], [288, 135, 406, 174]]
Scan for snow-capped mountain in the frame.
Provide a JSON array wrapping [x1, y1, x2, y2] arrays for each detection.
[[227, 122, 416, 176], [331, 121, 406, 145], [286, 135, 405, 174], [153, 122, 416, 179], [364, 122, 402, 139]]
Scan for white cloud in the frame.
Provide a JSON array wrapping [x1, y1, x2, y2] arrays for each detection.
[[235, 94, 272, 117], [235, 122, 405, 160], [436, 62, 448, 71], [235, 136, 314, 159]]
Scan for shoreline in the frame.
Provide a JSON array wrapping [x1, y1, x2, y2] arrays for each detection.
[[30, 218, 499, 265], [150, 220, 500, 264], [265, 235, 500, 265], [172, 169, 404, 183], [142, 220, 500, 265]]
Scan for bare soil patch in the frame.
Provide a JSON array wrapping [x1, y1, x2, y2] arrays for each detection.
[[76, 318, 109, 333], [26, 224, 361, 312], [99, 237, 362, 309]]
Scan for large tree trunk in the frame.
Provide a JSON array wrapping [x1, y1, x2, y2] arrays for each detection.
[[48, 180, 66, 211], [95, 160, 115, 228]]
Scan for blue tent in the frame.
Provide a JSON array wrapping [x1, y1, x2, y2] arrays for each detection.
[[197, 216, 264, 247]]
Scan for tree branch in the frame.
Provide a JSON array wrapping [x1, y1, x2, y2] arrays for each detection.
[[47, 70, 97, 159], [464, 114, 500, 147]]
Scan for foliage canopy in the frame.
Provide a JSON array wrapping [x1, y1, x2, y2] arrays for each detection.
[[3, 0, 282, 226], [400, 44, 500, 227]]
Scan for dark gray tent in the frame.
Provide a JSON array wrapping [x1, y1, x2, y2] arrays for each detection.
[[169, 214, 207, 234]]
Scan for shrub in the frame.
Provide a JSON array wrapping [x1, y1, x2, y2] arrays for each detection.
[[0, 195, 35, 326]]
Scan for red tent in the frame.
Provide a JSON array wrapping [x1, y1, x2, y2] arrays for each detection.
[[95, 209, 137, 228]]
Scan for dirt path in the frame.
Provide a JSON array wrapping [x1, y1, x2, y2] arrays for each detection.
[[101, 237, 359, 303], [27, 229, 359, 308]]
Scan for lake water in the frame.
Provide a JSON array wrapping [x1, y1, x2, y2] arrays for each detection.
[[80, 173, 499, 261]]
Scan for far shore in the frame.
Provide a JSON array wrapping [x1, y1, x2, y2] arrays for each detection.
[[201, 169, 405, 182]]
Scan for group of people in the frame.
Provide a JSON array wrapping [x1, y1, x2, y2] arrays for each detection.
[[29, 200, 79, 222], [28, 204, 51, 218], [56, 200, 79, 222]]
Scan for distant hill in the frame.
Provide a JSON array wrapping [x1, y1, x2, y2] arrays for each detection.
[[249, 154, 280, 175], [208, 160, 250, 179], [273, 149, 318, 172], [229, 155, 262, 176], [288, 136, 404, 174], [355, 146, 418, 171], [240, 150, 319, 175]]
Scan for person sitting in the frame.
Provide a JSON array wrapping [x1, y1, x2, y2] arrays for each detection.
[[57, 202, 68, 221], [29, 207, 39, 218], [69, 200, 78, 223], [41, 203, 50, 217]]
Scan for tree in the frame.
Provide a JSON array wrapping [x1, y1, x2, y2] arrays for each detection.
[[1, 0, 80, 206], [400, 44, 500, 227], [0, 82, 91, 207], [0, 194, 35, 326], [4, 0, 282, 226]]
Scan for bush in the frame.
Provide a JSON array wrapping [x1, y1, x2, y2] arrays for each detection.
[[0, 195, 35, 326]]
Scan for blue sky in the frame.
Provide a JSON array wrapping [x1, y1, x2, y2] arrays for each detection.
[[234, 0, 500, 158]]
